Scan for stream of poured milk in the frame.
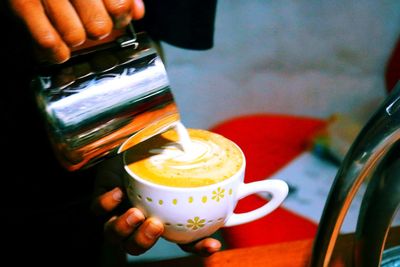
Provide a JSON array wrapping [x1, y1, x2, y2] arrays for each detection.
[[174, 121, 192, 152]]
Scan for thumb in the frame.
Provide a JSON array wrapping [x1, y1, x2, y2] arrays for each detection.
[[91, 187, 124, 216]]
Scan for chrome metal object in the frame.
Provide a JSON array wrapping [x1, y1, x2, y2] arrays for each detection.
[[32, 31, 180, 171], [310, 82, 400, 266]]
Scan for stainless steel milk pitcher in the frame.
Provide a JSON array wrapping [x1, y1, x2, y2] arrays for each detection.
[[31, 26, 180, 171]]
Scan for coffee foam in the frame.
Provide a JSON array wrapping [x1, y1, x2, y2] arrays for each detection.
[[124, 128, 243, 187]]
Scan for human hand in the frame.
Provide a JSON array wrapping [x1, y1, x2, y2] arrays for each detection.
[[91, 156, 222, 257], [9, 0, 145, 64]]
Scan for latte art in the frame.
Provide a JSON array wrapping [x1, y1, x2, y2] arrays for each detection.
[[124, 128, 243, 187], [150, 139, 226, 170]]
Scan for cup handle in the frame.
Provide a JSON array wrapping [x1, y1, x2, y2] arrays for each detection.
[[224, 179, 289, 227]]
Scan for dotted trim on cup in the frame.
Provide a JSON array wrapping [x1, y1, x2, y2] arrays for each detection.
[[136, 187, 233, 206]]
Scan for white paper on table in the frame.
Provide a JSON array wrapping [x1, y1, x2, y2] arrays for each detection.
[[257, 151, 400, 234]]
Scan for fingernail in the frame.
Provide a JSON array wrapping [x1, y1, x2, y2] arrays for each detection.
[[144, 221, 163, 239], [207, 242, 221, 253], [131, 0, 145, 20], [114, 14, 131, 29], [126, 209, 144, 226], [112, 188, 123, 201], [134, 0, 144, 8]]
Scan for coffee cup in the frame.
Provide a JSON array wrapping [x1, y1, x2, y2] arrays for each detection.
[[123, 126, 288, 244]]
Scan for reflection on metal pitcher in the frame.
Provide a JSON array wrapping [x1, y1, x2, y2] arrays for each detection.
[[32, 31, 180, 171]]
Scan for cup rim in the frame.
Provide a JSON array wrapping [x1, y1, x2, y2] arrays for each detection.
[[123, 136, 246, 191]]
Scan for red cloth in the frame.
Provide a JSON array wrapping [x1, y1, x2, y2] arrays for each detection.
[[209, 114, 326, 248], [385, 36, 400, 92]]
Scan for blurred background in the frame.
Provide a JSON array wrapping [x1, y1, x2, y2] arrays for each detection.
[[164, 0, 400, 129], [128, 0, 400, 264]]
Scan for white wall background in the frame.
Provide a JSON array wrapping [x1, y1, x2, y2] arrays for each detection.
[[161, 0, 400, 129]]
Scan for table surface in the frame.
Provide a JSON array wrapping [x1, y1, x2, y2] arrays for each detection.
[[129, 226, 400, 267]]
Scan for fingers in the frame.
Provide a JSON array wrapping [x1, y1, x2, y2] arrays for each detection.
[[70, 0, 113, 40], [94, 186, 164, 256], [179, 237, 222, 257], [130, 0, 146, 20], [104, 210, 164, 256], [42, 0, 86, 47], [9, 0, 145, 64], [94, 187, 220, 257], [91, 187, 124, 216], [104, 208, 145, 243], [123, 217, 164, 255], [103, 0, 132, 29], [10, 0, 71, 63], [53, 0, 145, 41]]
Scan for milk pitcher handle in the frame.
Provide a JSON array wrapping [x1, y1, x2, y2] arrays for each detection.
[[70, 24, 138, 58]]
